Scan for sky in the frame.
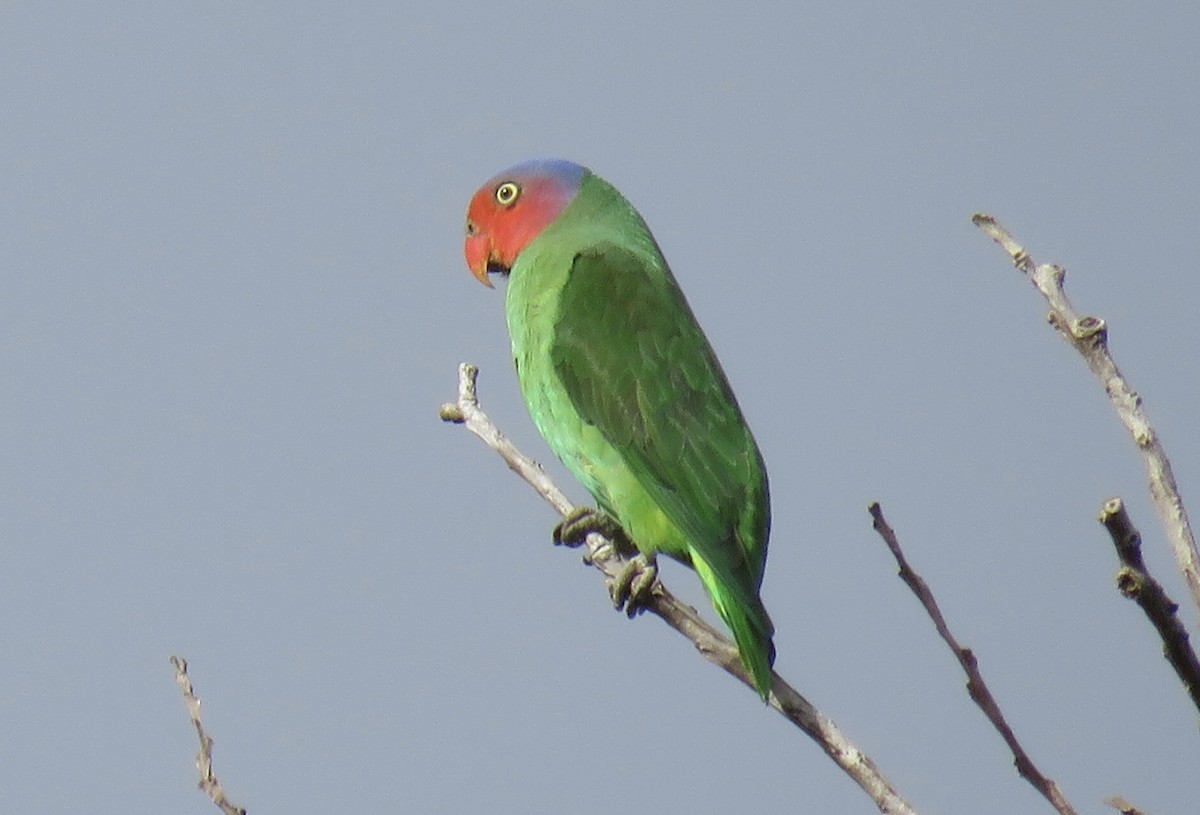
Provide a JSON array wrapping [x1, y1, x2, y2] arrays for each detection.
[[2, 3, 1198, 813]]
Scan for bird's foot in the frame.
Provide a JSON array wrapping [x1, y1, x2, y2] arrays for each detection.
[[608, 553, 658, 617], [553, 506, 627, 551]]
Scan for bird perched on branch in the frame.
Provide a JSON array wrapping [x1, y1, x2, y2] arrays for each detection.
[[464, 159, 775, 698]]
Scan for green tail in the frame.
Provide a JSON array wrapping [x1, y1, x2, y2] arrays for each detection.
[[692, 552, 775, 700]]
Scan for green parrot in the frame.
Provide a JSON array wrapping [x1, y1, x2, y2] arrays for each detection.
[[464, 159, 774, 698]]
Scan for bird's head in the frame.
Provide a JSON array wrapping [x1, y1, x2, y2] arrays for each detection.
[[464, 159, 587, 287]]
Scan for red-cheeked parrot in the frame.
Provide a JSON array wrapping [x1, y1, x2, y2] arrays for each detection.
[[464, 159, 775, 699]]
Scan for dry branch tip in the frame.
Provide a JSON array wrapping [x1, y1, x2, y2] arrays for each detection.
[[867, 503, 1080, 815], [170, 656, 247, 815], [975, 216, 1200, 624], [1098, 499, 1200, 713]]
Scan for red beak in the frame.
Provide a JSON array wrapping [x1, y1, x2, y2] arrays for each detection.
[[464, 233, 494, 288]]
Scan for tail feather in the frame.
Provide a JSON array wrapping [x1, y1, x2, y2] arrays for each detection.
[[690, 553, 775, 700]]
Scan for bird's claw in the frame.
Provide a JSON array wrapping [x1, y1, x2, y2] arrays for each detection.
[[553, 506, 625, 549], [609, 554, 658, 617], [553, 508, 651, 611]]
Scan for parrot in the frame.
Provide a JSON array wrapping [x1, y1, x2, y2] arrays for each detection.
[[463, 159, 775, 699]]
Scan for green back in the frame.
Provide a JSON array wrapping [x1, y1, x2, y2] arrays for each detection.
[[505, 172, 774, 689]]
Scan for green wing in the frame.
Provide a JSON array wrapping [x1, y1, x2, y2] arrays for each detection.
[[550, 241, 771, 624]]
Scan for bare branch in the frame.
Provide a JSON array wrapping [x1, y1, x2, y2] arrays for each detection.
[[1098, 497, 1200, 713], [868, 502, 1080, 815], [441, 363, 919, 815], [973, 214, 1200, 622], [170, 656, 246, 815]]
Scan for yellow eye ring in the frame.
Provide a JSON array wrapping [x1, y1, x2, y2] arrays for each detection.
[[495, 181, 521, 207]]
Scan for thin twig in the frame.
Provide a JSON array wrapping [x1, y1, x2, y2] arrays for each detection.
[[973, 214, 1200, 623], [1098, 497, 1200, 713], [868, 502, 1080, 815], [170, 656, 246, 815], [441, 363, 919, 815]]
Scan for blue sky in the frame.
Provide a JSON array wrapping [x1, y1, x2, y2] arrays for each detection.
[[2, 4, 1198, 813]]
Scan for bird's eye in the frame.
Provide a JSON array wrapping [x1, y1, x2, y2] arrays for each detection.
[[495, 181, 521, 207]]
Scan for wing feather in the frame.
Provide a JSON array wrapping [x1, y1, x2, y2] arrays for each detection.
[[550, 242, 770, 610]]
